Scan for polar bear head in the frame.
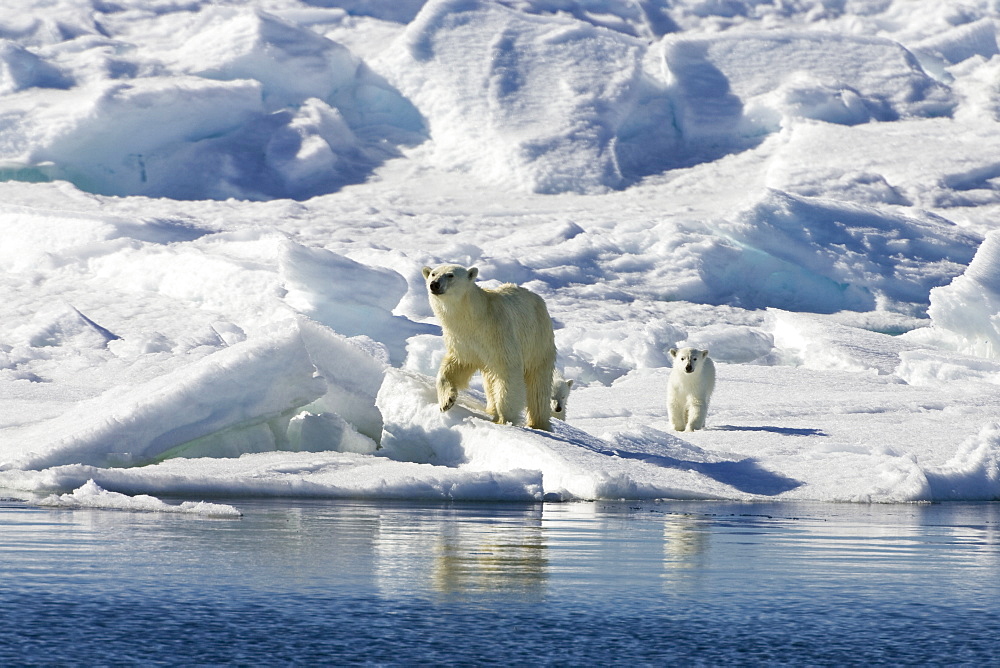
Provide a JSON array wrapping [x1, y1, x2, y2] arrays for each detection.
[[551, 376, 574, 420], [669, 347, 710, 374], [422, 264, 479, 297]]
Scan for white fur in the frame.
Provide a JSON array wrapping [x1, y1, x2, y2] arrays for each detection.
[[422, 263, 556, 431], [551, 375, 573, 421], [667, 347, 715, 432]]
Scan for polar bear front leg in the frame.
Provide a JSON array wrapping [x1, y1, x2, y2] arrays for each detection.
[[437, 353, 475, 412], [482, 371, 501, 422], [685, 397, 709, 431], [667, 389, 687, 431]]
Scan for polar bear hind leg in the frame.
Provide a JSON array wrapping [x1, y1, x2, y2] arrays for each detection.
[[525, 363, 553, 431], [484, 366, 527, 426]]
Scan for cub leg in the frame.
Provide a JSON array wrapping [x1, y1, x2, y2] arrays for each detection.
[[667, 389, 687, 431], [686, 397, 709, 431]]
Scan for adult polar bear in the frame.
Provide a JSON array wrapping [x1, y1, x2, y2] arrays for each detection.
[[422, 264, 556, 431]]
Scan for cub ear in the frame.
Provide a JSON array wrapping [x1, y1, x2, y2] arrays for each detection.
[[421, 266, 432, 279], [566, 379, 574, 389], [467, 267, 479, 281], [669, 348, 678, 359], [701, 349, 710, 358]]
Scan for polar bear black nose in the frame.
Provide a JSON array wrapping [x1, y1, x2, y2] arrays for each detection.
[[430, 280, 443, 294], [685, 364, 693, 373]]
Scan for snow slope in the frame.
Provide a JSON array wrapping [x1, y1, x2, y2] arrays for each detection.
[[1, 0, 1000, 509]]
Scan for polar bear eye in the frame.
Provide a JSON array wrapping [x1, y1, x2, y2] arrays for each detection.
[[445, 273, 454, 278]]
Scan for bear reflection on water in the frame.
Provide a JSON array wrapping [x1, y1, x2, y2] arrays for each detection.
[[432, 515, 547, 596]]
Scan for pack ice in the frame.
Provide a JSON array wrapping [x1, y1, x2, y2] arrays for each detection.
[[0, 0, 999, 509]]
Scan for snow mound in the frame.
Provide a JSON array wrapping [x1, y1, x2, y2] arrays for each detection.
[[555, 319, 685, 385], [37, 479, 242, 517], [376, 368, 765, 501], [0, 317, 393, 471], [711, 189, 978, 313], [378, 0, 675, 193], [768, 310, 918, 375], [280, 243, 434, 365], [896, 349, 1000, 387], [906, 230, 1000, 359], [1, 77, 263, 198], [0, 1, 972, 200], [1, 453, 543, 503], [0, 8, 423, 200], [0, 323, 324, 470], [167, 7, 360, 112], [0, 40, 72, 94], [294, 318, 389, 445], [660, 30, 954, 142], [925, 423, 1000, 501], [0, 203, 210, 274], [912, 18, 1000, 68], [12, 302, 119, 350]]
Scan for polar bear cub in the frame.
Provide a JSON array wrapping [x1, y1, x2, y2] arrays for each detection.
[[422, 263, 556, 431], [667, 347, 715, 431], [551, 374, 574, 421]]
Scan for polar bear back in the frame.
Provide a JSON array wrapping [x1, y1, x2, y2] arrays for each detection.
[[440, 282, 554, 369]]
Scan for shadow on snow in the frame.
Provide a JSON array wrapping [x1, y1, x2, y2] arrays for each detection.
[[714, 425, 828, 437], [609, 448, 804, 496]]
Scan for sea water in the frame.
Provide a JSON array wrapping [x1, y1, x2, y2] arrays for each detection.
[[1, 497, 998, 665]]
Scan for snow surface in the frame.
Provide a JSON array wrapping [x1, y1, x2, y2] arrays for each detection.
[[2, 0, 1000, 509], [37, 478, 243, 516]]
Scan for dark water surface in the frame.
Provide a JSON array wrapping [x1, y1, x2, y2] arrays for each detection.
[[1, 497, 998, 665]]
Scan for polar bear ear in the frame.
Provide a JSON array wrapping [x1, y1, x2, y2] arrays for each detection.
[[669, 348, 678, 359], [421, 266, 432, 279], [701, 349, 710, 358], [566, 379, 574, 389], [467, 267, 479, 281]]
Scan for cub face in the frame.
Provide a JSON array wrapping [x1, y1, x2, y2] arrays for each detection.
[[422, 264, 479, 297], [551, 378, 573, 419], [669, 347, 710, 374]]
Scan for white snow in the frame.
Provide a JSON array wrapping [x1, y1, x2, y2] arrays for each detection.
[[2, 0, 1000, 509], [37, 479, 242, 517], [905, 229, 1000, 358]]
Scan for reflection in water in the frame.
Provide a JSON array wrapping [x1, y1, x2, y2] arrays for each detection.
[[917, 502, 1000, 570], [431, 512, 547, 596], [2, 498, 999, 665], [372, 505, 548, 599], [662, 513, 711, 571]]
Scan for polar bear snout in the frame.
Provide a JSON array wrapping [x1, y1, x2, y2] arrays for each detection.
[[429, 278, 446, 295]]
